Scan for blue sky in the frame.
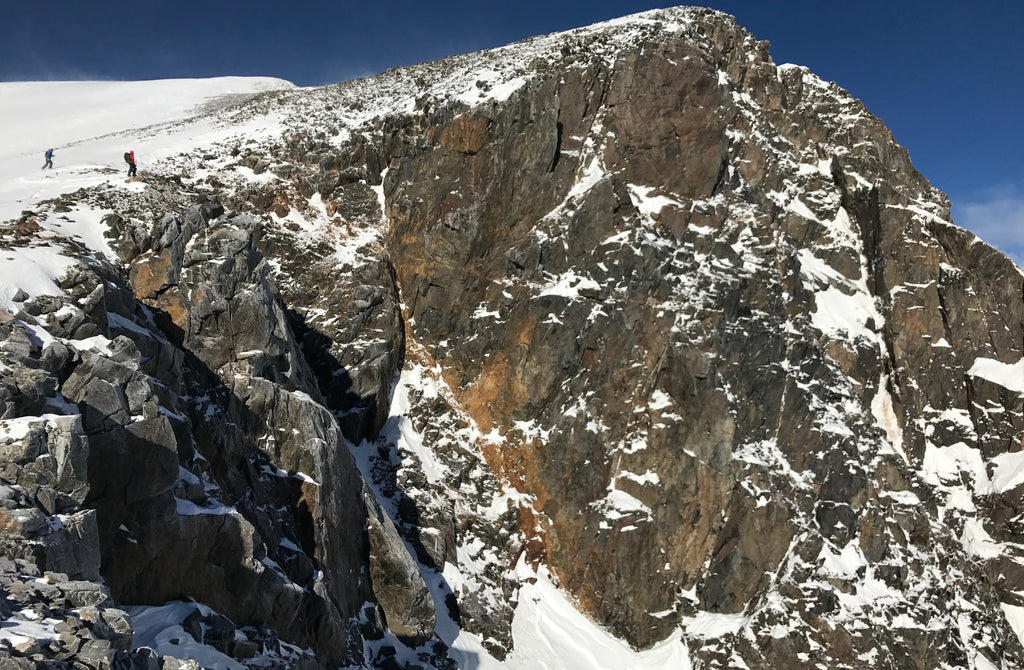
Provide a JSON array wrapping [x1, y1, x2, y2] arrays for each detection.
[[2, 1, 1021, 263]]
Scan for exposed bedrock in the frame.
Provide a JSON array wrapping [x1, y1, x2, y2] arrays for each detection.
[[374, 8, 1024, 663]]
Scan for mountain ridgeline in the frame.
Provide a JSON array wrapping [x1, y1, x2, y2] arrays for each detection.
[[1, 6, 1022, 669]]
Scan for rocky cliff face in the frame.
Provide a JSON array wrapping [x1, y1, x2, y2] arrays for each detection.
[[1, 6, 1022, 670], [0, 204, 437, 668]]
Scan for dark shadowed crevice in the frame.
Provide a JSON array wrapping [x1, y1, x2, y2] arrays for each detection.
[[549, 121, 563, 173]]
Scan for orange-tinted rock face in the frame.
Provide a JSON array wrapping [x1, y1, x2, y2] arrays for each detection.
[[438, 112, 490, 155], [374, 29, 784, 647], [369, 9, 1024, 662], [128, 251, 173, 299]]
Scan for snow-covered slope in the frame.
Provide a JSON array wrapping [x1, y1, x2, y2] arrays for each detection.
[[0, 77, 294, 223]]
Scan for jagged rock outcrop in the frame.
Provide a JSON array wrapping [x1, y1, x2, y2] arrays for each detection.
[[240, 176, 405, 443], [0, 202, 434, 667], [122, 201, 435, 658], [0, 310, 163, 668], [2, 6, 1022, 670], [335, 6, 1023, 666]]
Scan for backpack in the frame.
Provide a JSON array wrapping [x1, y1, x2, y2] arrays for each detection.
[[124, 152, 131, 164]]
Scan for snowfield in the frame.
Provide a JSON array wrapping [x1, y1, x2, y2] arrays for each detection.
[[0, 77, 294, 224]]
